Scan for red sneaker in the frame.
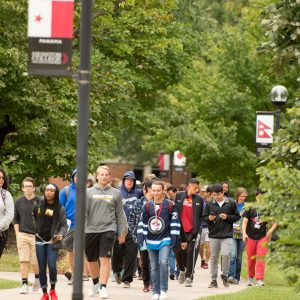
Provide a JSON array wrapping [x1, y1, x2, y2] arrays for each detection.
[[143, 285, 150, 292], [40, 293, 49, 300], [49, 290, 58, 300]]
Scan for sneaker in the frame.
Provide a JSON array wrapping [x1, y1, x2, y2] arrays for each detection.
[[68, 277, 73, 285], [99, 287, 108, 299], [169, 273, 175, 280], [143, 285, 150, 292], [160, 291, 168, 300], [114, 273, 122, 285], [40, 293, 49, 300], [201, 259, 205, 268], [19, 283, 29, 294], [178, 270, 186, 284], [32, 278, 40, 292], [208, 280, 218, 288], [233, 279, 239, 284], [64, 271, 72, 281], [138, 274, 143, 280], [88, 282, 100, 297], [49, 290, 58, 300], [122, 281, 131, 288], [221, 274, 229, 287], [184, 277, 192, 287], [151, 294, 160, 300], [256, 280, 265, 287], [247, 278, 255, 286], [83, 275, 89, 281], [228, 276, 234, 284]]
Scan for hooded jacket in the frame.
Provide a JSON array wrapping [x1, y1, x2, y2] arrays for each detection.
[[59, 169, 77, 230], [120, 171, 143, 220], [85, 183, 128, 236]]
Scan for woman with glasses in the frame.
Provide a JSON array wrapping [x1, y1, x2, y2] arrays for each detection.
[[228, 187, 247, 284], [34, 184, 67, 300], [0, 168, 14, 258]]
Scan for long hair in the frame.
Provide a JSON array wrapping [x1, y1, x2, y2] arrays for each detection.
[[42, 183, 61, 222], [234, 187, 248, 202], [0, 168, 9, 190]]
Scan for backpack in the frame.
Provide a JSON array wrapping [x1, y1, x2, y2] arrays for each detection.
[[145, 200, 173, 219]]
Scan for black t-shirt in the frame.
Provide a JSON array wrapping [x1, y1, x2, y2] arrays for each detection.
[[36, 202, 55, 242], [14, 196, 40, 234], [244, 208, 267, 240]]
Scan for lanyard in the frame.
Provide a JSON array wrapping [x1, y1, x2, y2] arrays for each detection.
[[152, 201, 163, 219]]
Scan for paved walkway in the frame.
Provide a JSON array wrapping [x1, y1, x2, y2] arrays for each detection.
[[0, 263, 247, 300]]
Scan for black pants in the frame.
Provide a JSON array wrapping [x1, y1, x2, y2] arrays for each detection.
[[140, 249, 151, 286], [0, 230, 8, 258], [111, 234, 138, 283], [174, 232, 199, 279]]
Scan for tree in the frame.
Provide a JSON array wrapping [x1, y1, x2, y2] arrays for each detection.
[[0, 0, 192, 184]]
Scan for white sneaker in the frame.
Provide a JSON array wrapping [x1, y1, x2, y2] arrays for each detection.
[[98, 287, 108, 299], [32, 278, 40, 292], [178, 270, 186, 284], [256, 280, 265, 287], [151, 294, 160, 300], [19, 283, 29, 294], [160, 291, 168, 300], [184, 277, 192, 287], [88, 282, 100, 297]]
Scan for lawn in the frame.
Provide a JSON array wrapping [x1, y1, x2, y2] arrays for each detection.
[[0, 278, 20, 290], [199, 256, 300, 300]]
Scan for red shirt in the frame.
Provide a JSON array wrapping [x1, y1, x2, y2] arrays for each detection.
[[181, 195, 193, 233]]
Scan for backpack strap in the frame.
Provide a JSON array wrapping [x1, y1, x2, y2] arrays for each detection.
[[168, 200, 173, 214], [145, 201, 150, 220], [146, 200, 173, 219], [0, 189, 6, 203]]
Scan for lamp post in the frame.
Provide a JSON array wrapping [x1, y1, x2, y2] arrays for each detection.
[[269, 85, 288, 131]]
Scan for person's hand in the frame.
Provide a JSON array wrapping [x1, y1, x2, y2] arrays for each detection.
[[219, 213, 227, 220], [208, 214, 216, 221], [53, 234, 62, 242], [118, 235, 126, 245], [181, 242, 187, 250], [266, 230, 272, 240], [242, 233, 248, 243]]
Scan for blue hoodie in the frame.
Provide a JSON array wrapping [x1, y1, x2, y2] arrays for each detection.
[[59, 169, 77, 230], [120, 171, 143, 220]]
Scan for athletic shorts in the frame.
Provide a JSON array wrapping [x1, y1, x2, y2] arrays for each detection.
[[63, 229, 75, 252], [200, 228, 209, 244], [85, 231, 115, 262], [16, 232, 38, 265]]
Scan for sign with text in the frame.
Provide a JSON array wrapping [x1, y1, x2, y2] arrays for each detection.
[[28, 0, 74, 76], [256, 112, 274, 145]]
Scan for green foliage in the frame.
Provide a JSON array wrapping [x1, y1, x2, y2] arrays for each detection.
[[257, 102, 300, 288], [0, 279, 20, 290]]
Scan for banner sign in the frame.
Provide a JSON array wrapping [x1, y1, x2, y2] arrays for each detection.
[[159, 153, 170, 171], [256, 112, 274, 145], [173, 150, 186, 167], [28, 0, 74, 76]]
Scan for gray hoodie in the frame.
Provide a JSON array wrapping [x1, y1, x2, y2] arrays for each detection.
[[85, 184, 128, 235], [0, 189, 14, 231]]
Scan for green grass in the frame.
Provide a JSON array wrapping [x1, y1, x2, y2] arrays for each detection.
[[199, 256, 300, 300], [0, 254, 19, 272], [0, 278, 20, 289]]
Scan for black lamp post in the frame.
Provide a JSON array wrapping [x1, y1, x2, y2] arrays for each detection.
[[269, 85, 288, 131]]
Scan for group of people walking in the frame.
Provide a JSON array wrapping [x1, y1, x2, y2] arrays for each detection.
[[0, 166, 278, 300]]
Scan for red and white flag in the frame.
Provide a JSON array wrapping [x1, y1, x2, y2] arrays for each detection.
[[28, 0, 74, 38]]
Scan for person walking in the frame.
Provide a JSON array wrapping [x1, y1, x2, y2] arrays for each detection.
[[14, 177, 40, 294], [34, 183, 68, 300], [228, 187, 247, 284], [173, 178, 203, 287], [85, 165, 128, 299], [242, 193, 277, 287], [0, 168, 14, 258], [204, 184, 240, 288], [137, 181, 180, 300]]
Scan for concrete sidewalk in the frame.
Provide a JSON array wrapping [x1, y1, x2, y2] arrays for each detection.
[[0, 263, 248, 300]]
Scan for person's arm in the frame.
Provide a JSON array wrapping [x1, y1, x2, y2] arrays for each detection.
[[242, 217, 249, 242], [266, 222, 278, 240], [115, 191, 128, 244], [0, 191, 14, 231], [13, 201, 20, 236]]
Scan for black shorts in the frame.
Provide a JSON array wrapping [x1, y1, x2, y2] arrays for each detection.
[[63, 229, 74, 252], [85, 231, 116, 262]]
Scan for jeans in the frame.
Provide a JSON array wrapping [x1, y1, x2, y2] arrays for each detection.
[[210, 238, 232, 280], [36, 243, 59, 289], [228, 238, 245, 281], [148, 245, 170, 295], [169, 249, 175, 274]]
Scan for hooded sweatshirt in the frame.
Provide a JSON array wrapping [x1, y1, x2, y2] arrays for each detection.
[[85, 183, 128, 235], [59, 169, 77, 230], [120, 171, 143, 220]]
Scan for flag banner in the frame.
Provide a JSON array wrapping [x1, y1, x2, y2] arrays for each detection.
[[27, 0, 74, 76], [173, 150, 186, 167], [159, 153, 170, 171], [256, 112, 274, 145]]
